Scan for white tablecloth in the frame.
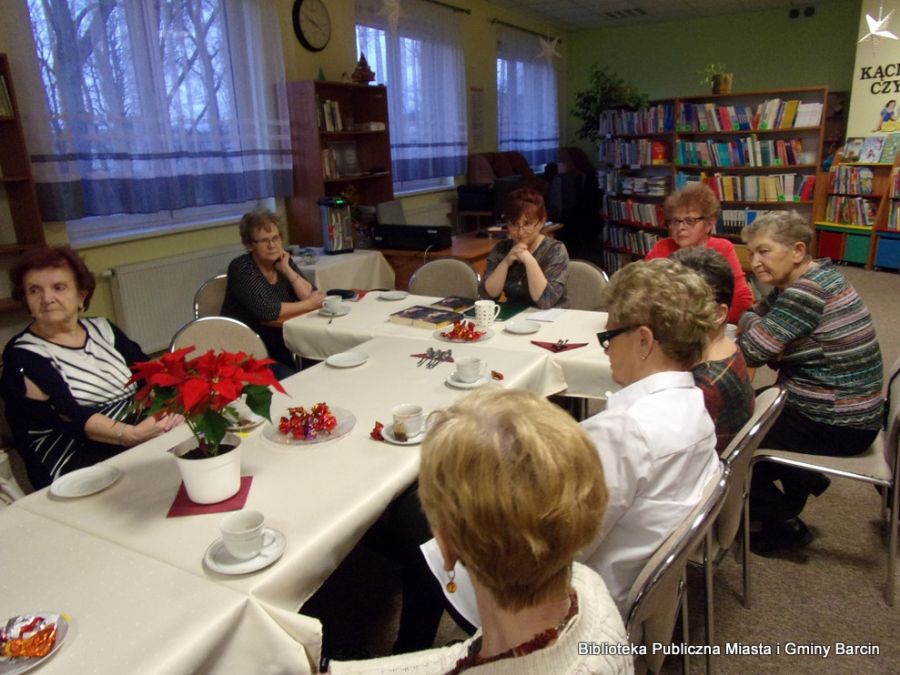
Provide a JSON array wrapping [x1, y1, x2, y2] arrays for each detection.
[[8, 335, 561, 671], [294, 249, 395, 292], [282, 293, 617, 398]]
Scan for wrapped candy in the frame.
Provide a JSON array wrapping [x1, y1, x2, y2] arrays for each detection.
[[440, 320, 485, 342], [370, 421, 385, 441], [278, 403, 338, 441], [0, 614, 59, 659]]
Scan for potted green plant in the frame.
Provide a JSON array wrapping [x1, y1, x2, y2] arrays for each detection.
[[699, 63, 733, 95], [572, 65, 648, 145], [129, 347, 285, 503]]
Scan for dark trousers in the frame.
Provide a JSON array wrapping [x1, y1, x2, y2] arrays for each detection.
[[750, 404, 879, 525]]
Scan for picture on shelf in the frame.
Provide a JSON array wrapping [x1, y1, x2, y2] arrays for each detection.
[[327, 140, 362, 177]]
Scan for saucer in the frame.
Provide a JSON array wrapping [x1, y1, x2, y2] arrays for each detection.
[[379, 290, 409, 301], [504, 320, 541, 335], [382, 423, 424, 446], [204, 527, 286, 575], [50, 465, 123, 498], [445, 372, 492, 389], [325, 351, 368, 368], [319, 305, 351, 318]]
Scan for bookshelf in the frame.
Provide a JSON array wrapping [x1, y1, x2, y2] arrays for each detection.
[[0, 53, 46, 314], [285, 81, 393, 247], [599, 88, 827, 275], [813, 150, 900, 270]]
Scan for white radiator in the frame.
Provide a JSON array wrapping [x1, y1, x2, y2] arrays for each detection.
[[110, 244, 244, 353]]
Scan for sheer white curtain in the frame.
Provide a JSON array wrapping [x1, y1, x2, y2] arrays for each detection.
[[16, 0, 291, 235], [355, 0, 467, 184], [496, 26, 559, 166]]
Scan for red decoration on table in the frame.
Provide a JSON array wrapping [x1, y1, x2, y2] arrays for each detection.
[[167, 475, 253, 517], [278, 403, 337, 441], [440, 320, 485, 342], [530, 340, 589, 353], [370, 421, 385, 440]]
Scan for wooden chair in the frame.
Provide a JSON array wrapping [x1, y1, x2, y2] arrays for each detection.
[[751, 356, 900, 606], [408, 259, 479, 298], [169, 316, 268, 359], [567, 259, 609, 311], [625, 468, 728, 675], [193, 274, 228, 319]]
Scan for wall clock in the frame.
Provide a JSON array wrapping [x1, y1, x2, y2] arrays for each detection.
[[292, 0, 331, 52]]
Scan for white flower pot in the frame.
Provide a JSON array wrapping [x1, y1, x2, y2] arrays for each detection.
[[172, 433, 242, 504]]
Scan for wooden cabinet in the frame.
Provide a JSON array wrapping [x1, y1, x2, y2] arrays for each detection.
[[284, 81, 393, 247], [0, 53, 45, 313], [600, 88, 827, 275]]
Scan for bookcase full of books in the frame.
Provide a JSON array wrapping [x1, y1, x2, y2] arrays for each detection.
[[285, 81, 393, 247], [599, 87, 827, 275]]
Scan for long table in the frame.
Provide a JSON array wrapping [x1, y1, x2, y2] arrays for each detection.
[[282, 293, 617, 399], [4, 335, 564, 673]]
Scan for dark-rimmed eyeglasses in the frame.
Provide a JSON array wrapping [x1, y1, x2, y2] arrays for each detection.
[[251, 234, 282, 246], [667, 216, 708, 228], [507, 220, 541, 231], [596, 325, 638, 350]]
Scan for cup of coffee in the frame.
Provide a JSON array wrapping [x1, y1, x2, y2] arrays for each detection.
[[323, 294, 343, 314], [455, 356, 486, 384], [474, 300, 501, 329], [219, 510, 271, 560], [392, 403, 424, 441]]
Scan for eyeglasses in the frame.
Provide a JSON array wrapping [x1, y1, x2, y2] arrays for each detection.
[[596, 325, 638, 350], [667, 216, 709, 228], [251, 234, 282, 246], [507, 220, 540, 231]]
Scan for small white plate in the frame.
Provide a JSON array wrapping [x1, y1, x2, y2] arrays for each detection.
[[504, 319, 541, 335], [381, 423, 425, 446], [319, 305, 351, 318], [49, 465, 123, 498], [203, 527, 286, 575], [0, 613, 69, 675], [433, 328, 494, 344], [445, 372, 492, 389], [379, 290, 409, 301], [325, 351, 369, 368]]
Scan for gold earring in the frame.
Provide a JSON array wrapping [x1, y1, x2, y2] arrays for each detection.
[[446, 569, 457, 594]]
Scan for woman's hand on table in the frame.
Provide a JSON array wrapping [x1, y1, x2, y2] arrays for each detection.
[[302, 289, 326, 309]]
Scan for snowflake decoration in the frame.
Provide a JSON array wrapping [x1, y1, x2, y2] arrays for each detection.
[[859, 3, 899, 53], [536, 36, 560, 63]]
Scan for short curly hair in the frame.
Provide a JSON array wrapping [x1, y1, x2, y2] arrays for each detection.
[[238, 208, 285, 246], [503, 187, 547, 225], [663, 182, 721, 219], [741, 210, 812, 256], [602, 258, 717, 367], [419, 388, 608, 611], [10, 246, 97, 311]]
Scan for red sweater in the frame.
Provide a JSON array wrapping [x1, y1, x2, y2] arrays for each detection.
[[645, 237, 754, 323]]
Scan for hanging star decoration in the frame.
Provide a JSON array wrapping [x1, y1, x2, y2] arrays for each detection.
[[379, 0, 402, 34], [858, 3, 899, 52], [536, 36, 561, 63]]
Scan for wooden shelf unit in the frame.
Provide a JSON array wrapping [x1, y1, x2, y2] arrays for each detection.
[[285, 81, 393, 247], [599, 87, 827, 275], [0, 53, 46, 313]]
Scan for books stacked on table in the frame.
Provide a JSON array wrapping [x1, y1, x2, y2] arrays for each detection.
[[430, 296, 476, 312], [389, 306, 464, 329]]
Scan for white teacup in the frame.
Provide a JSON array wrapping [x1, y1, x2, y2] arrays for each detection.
[[474, 300, 501, 329], [392, 403, 424, 440], [219, 510, 271, 560], [455, 356, 486, 384], [323, 294, 343, 314]]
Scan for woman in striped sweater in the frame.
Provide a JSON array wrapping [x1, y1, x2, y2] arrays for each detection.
[[1, 247, 183, 490], [738, 212, 884, 554]]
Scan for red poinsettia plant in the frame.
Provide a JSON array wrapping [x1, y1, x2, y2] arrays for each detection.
[[128, 347, 286, 456]]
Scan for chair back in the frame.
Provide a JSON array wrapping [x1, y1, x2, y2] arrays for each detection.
[[885, 355, 900, 474], [193, 274, 228, 319], [408, 259, 479, 298], [170, 317, 268, 359], [566, 259, 609, 311], [715, 385, 787, 551], [625, 468, 727, 674]]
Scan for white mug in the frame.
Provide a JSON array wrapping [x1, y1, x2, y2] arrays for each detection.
[[323, 294, 343, 313], [455, 356, 486, 383], [219, 510, 272, 560], [392, 403, 424, 440], [474, 300, 501, 329]]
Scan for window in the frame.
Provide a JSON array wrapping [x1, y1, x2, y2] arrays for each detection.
[[496, 27, 560, 167], [355, 0, 467, 193], [19, 0, 291, 244]]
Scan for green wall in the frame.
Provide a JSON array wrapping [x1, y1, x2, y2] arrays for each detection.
[[564, 0, 861, 145]]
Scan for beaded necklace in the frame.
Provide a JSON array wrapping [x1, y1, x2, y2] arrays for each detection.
[[446, 590, 578, 675]]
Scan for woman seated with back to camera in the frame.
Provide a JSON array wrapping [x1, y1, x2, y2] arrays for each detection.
[[330, 388, 631, 674], [0, 247, 183, 490], [738, 211, 883, 555], [645, 182, 753, 323], [672, 247, 755, 454], [479, 187, 569, 308], [221, 209, 324, 376]]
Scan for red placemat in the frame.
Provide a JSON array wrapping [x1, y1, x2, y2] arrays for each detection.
[[166, 475, 253, 518], [531, 340, 589, 353]]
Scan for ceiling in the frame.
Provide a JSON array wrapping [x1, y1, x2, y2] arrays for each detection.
[[487, 0, 830, 32]]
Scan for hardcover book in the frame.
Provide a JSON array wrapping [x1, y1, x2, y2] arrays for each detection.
[[879, 134, 900, 163], [430, 296, 476, 312], [842, 137, 865, 162], [859, 136, 886, 163], [389, 305, 464, 329]]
